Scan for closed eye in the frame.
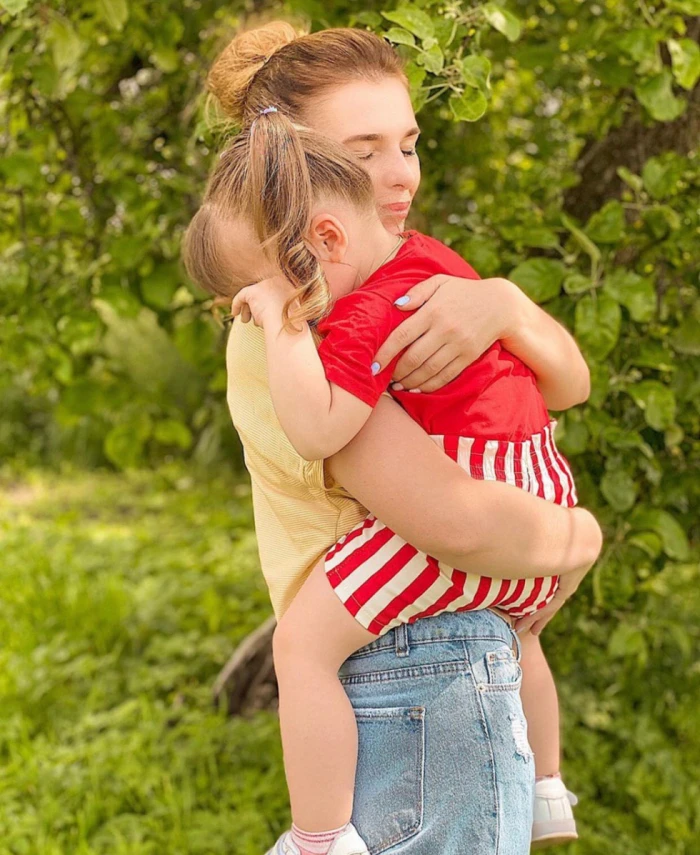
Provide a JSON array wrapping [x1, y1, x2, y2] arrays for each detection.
[[358, 147, 418, 161]]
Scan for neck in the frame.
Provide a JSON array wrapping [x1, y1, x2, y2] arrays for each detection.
[[355, 220, 405, 285]]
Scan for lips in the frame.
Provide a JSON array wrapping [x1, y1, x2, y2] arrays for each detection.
[[385, 202, 411, 214]]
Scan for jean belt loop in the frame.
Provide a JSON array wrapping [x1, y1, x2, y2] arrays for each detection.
[[511, 625, 522, 661], [395, 622, 410, 658]]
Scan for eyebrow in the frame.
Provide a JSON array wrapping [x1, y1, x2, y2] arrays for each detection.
[[342, 126, 421, 144]]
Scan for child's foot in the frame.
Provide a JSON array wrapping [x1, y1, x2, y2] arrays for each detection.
[[531, 776, 579, 850], [265, 822, 370, 855]]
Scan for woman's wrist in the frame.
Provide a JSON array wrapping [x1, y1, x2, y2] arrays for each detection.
[[497, 278, 531, 347]]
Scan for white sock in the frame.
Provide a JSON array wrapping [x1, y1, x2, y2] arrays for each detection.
[[290, 822, 349, 855]]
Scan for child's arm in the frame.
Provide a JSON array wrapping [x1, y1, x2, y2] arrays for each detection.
[[230, 278, 374, 461]]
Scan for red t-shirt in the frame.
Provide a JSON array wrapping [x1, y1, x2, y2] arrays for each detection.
[[316, 230, 549, 442]]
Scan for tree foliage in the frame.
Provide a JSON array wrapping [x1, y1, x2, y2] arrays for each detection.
[[0, 0, 698, 850]]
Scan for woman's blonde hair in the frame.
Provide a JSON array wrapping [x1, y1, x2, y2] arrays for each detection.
[[207, 20, 407, 129], [182, 110, 376, 328]]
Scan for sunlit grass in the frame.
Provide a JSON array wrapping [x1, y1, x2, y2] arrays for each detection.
[[1, 468, 697, 854], [0, 468, 287, 855]]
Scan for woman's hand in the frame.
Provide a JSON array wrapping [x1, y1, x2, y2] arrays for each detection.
[[372, 273, 590, 409], [514, 566, 589, 637], [372, 275, 514, 393], [514, 507, 603, 636]]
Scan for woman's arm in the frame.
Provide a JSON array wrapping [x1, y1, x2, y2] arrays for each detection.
[[372, 275, 590, 410], [327, 395, 602, 580]]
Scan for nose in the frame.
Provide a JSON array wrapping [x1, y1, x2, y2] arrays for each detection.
[[383, 147, 417, 193]]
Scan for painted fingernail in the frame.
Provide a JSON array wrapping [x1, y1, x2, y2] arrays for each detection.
[[394, 295, 410, 306], [371, 362, 381, 375], [391, 383, 404, 391]]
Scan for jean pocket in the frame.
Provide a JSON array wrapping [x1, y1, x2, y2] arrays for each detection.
[[468, 640, 523, 693], [351, 706, 425, 854]]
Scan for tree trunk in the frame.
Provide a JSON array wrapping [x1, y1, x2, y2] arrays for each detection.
[[213, 614, 278, 716]]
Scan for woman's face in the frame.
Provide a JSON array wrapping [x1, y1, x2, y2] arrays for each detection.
[[304, 77, 421, 236]]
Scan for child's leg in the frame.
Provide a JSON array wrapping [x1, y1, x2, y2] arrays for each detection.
[[272, 557, 378, 833], [519, 629, 561, 778]]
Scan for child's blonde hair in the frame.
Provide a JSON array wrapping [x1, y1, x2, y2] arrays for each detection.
[[182, 110, 376, 328]]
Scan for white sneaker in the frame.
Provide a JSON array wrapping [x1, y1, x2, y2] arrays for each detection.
[[265, 823, 370, 855], [531, 776, 579, 850]]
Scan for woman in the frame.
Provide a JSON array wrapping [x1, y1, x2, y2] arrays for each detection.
[[207, 21, 601, 855]]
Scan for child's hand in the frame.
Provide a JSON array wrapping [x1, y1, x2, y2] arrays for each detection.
[[230, 275, 296, 329]]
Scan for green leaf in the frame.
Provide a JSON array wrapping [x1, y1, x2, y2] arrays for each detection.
[[603, 270, 656, 323], [561, 213, 601, 264], [449, 88, 488, 122], [382, 8, 435, 41], [153, 419, 193, 450], [142, 264, 180, 310], [556, 412, 589, 456], [460, 56, 492, 94], [668, 39, 700, 90], [601, 469, 638, 512], [404, 61, 427, 95], [563, 273, 593, 296], [601, 426, 648, 452], [619, 29, 653, 62], [59, 380, 104, 418], [575, 293, 622, 360], [384, 27, 416, 47], [482, 3, 522, 42], [585, 201, 625, 244], [151, 47, 179, 73], [104, 415, 152, 470], [628, 531, 663, 559], [619, 28, 661, 73], [97, 0, 129, 32], [458, 235, 501, 277], [96, 286, 143, 318], [628, 380, 676, 431], [665, 0, 700, 12], [635, 71, 686, 122], [671, 316, 700, 355], [418, 43, 444, 74], [0, 152, 42, 188], [47, 16, 84, 72], [608, 624, 648, 661], [588, 362, 611, 408], [617, 166, 644, 193], [630, 341, 674, 371], [630, 508, 690, 560], [499, 224, 558, 249], [509, 258, 566, 304], [641, 156, 683, 199], [0, 0, 30, 13]]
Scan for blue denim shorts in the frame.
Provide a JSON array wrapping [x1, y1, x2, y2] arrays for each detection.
[[339, 609, 534, 855]]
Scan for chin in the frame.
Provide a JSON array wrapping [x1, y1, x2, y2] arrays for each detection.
[[381, 215, 407, 235]]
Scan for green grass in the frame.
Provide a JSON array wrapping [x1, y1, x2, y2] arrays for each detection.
[[1, 468, 698, 854], [0, 468, 287, 855]]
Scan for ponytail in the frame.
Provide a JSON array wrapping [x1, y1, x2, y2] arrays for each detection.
[[246, 107, 328, 329], [184, 111, 376, 329]]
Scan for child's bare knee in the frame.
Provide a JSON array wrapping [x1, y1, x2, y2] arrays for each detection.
[[272, 611, 305, 671]]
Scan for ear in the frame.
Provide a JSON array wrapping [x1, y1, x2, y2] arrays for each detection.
[[306, 213, 349, 263]]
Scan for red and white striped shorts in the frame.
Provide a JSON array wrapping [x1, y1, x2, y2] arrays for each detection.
[[325, 420, 578, 637]]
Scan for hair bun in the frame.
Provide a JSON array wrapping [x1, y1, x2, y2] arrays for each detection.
[[207, 20, 300, 124]]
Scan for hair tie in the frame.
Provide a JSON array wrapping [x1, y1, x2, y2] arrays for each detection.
[[259, 106, 278, 115]]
